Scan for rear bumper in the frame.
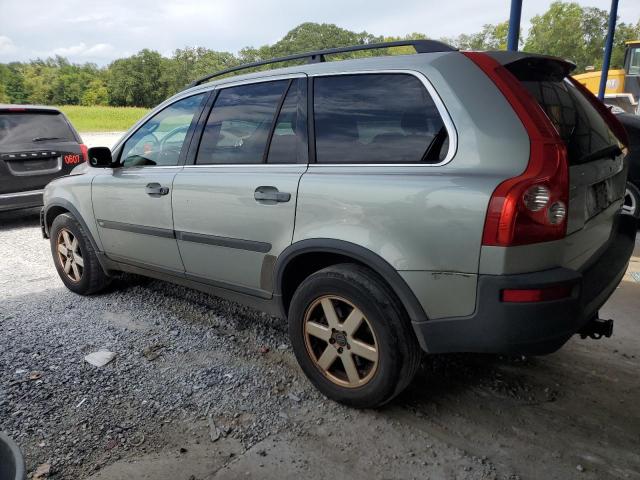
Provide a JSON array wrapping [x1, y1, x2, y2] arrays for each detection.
[[413, 215, 637, 355], [0, 189, 44, 212]]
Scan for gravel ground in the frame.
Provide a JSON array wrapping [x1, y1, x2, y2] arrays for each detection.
[[1, 208, 639, 480]]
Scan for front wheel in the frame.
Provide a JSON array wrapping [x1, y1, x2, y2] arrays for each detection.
[[50, 213, 110, 294], [288, 263, 421, 408]]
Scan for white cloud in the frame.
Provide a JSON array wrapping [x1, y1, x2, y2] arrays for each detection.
[[47, 43, 116, 59], [0, 36, 16, 54], [0, 0, 637, 65]]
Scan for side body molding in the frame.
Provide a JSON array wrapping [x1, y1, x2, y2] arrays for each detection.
[[273, 239, 429, 324]]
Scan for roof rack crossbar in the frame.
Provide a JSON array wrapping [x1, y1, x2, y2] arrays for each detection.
[[186, 39, 456, 88]]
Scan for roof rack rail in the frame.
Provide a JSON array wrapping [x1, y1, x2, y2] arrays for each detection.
[[186, 39, 456, 89]]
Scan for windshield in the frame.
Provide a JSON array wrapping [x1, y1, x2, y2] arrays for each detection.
[[0, 112, 76, 147]]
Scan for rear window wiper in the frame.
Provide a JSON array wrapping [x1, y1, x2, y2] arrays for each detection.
[[578, 144, 622, 164], [32, 136, 61, 142]]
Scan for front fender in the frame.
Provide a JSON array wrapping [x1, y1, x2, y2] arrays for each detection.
[[43, 173, 102, 253]]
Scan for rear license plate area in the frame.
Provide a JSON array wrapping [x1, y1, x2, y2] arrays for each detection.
[[2, 151, 62, 176], [586, 177, 619, 218]]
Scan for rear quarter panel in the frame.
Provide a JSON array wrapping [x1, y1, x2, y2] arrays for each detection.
[[293, 53, 530, 319]]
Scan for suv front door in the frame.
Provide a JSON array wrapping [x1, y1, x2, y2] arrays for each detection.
[[172, 77, 308, 297], [92, 93, 208, 272]]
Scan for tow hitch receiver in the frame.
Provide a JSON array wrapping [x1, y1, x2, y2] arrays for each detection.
[[578, 317, 614, 339]]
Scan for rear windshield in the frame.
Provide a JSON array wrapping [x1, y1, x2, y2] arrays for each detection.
[[0, 112, 76, 146], [508, 62, 620, 165]]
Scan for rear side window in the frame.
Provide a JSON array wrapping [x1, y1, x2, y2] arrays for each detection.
[[267, 78, 307, 164], [313, 74, 448, 164], [197, 80, 288, 165], [510, 66, 620, 165], [0, 112, 76, 146]]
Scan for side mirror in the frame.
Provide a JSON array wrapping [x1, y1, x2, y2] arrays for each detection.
[[87, 147, 115, 168]]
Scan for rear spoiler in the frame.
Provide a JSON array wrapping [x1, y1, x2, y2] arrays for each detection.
[[483, 51, 576, 81]]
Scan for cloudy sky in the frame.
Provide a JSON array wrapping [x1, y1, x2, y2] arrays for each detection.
[[0, 0, 638, 65]]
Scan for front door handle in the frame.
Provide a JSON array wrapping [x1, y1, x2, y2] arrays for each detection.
[[145, 183, 170, 196], [254, 186, 291, 203]]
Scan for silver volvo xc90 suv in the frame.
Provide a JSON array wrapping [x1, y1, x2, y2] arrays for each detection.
[[41, 41, 636, 407]]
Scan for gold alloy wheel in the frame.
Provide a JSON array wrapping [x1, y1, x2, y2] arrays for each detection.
[[56, 228, 84, 283], [303, 295, 379, 388]]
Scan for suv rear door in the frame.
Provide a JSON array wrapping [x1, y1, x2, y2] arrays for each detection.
[[172, 76, 308, 297], [504, 56, 628, 268], [0, 108, 83, 196]]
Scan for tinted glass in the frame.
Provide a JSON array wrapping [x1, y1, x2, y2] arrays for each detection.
[[267, 78, 307, 164], [629, 47, 640, 75], [0, 112, 76, 146], [120, 93, 205, 167], [313, 74, 448, 164], [197, 80, 288, 165], [521, 79, 620, 165]]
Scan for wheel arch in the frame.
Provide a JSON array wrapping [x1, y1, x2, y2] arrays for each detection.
[[44, 199, 104, 263], [274, 239, 429, 324]]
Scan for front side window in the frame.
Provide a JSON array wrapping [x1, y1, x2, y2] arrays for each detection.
[[120, 93, 205, 167], [313, 74, 448, 164], [197, 80, 289, 165]]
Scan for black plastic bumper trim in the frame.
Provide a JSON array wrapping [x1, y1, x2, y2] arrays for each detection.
[[413, 215, 637, 355], [97, 219, 175, 238], [176, 231, 271, 253]]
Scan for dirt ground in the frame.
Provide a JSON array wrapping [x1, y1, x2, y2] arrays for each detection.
[[1, 208, 639, 480]]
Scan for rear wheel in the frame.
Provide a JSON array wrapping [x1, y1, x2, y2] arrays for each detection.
[[50, 213, 110, 294], [622, 182, 640, 219], [288, 263, 421, 408]]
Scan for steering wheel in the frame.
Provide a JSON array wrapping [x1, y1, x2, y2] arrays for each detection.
[[159, 125, 190, 152], [122, 132, 160, 167]]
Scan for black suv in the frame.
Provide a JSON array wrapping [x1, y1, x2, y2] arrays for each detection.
[[0, 105, 86, 212]]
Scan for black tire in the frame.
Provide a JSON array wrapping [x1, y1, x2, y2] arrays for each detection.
[[50, 213, 111, 295], [288, 263, 421, 408], [623, 182, 640, 219]]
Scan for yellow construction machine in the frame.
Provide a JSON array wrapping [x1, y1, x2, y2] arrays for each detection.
[[573, 40, 640, 113]]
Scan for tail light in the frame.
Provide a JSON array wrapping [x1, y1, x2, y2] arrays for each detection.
[[567, 76, 629, 147], [501, 285, 573, 303], [464, 52, 569, 247], [80, 144, 88, 162]]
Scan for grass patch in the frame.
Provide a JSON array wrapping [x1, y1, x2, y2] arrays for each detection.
[[57, 105, 149, 132]]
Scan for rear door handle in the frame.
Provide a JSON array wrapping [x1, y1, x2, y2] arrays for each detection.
[[254, 186, 291, 203], [145, 183, 170, 196]]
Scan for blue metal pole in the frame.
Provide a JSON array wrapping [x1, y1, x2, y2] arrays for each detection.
[[507, 0, 523, 51], [598, 0, 619, 100]]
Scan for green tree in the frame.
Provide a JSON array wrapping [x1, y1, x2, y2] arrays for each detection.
[[523, 1, 633, 72], [612, 20, 640, 69], [2, 63, 27, 103], [445, 21, 512, 50], [163, 47, 237, 94], [107, 49, 169, 107], [0, 64, 10, 102], [239, 23, 382, 65], [81, 78, 109, 105]]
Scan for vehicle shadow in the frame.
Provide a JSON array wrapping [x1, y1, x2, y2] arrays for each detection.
[[0, 208, 41, 231]]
